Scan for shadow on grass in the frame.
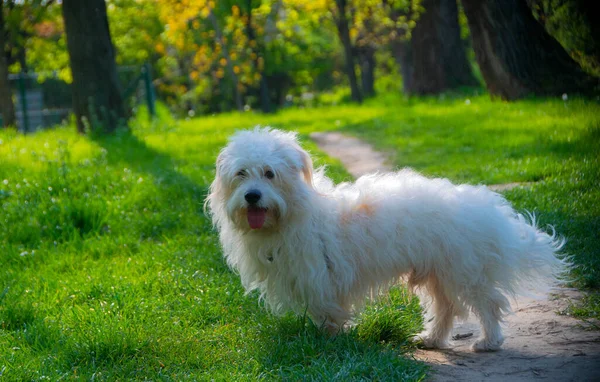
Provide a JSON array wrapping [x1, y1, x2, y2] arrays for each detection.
[[92, 130, 208, 206]]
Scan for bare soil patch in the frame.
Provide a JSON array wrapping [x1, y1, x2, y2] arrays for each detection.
[[310, 131, 600, 381]]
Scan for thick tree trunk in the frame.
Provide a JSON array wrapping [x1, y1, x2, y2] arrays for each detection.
[[246, 0, 271, 113], [62, 0, 126, 133], [461, 0, 597, 99], [528, 0, 600, 76], [334, 0, 362, 103], [408, 0, 479, 94], [391, 40, 413, 93], [358, 45, 376, 98], [386, 0, 414, 93], [0, 2, 16, 128]]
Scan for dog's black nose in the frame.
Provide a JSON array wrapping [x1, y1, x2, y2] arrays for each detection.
[[244, 190, 262, 205]]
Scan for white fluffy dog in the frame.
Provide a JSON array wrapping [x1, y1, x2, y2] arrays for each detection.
[[206, 127, 567, 352]]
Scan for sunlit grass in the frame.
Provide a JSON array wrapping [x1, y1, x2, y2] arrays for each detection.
[[0, 101, 425, 380], [1, 92, 598, 379]]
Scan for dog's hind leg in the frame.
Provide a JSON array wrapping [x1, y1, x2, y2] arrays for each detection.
[[419, 276, 458, 349], [469, 287, 509, 352]]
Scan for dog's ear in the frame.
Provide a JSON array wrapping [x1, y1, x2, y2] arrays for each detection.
[[215, 151, 224, 175], [215, 150, 225, 177], [297, 148, 314, 188]]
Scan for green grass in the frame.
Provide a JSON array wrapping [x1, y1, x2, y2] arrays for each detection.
[[1, 92, 598, 379], [0, 103, 425, 380]]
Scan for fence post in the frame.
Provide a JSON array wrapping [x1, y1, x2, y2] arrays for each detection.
[[18, 72, 29, 133], [142, 62, 156, 120]]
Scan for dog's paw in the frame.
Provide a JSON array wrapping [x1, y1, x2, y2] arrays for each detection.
[[471, 337, 504, 352], [413, 334, 452, 349], [321, 321, 342, 336]]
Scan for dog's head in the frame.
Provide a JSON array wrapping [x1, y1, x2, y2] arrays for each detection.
[[207, 127, 314, 232]]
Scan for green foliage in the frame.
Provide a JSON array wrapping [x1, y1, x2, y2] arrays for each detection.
[[107, 0, 164, 67], [2, 0, 63, 75]]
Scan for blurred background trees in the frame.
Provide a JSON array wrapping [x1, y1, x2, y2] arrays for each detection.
[[0, 0, 598, 130]]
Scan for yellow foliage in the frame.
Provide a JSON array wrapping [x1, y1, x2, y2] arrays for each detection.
[[200, 7, 210, 18], [219, 58, 227, 66], [257, 56, 264, 71], [155, 42, 165, 54], [216, 68, 225, 79], [233, 65, 240, 74]]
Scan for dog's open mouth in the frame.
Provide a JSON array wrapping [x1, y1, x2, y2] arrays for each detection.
[[247, 206, 267, 229]]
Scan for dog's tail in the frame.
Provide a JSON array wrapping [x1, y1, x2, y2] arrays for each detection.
[[508, 212, 571, 296]]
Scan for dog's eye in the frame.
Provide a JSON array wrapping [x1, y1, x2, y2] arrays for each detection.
[[264, 170, 274, 179], [236, 170, 247, 178]]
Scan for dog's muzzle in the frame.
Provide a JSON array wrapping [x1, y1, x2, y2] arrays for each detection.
[[244, 189, 267, 229], [245, 189, 261, 205]]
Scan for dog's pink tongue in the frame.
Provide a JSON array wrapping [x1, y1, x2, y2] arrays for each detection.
[[247, 207, 266, 229]]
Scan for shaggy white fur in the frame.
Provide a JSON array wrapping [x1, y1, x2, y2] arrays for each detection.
[[206, 127, 568, 352]]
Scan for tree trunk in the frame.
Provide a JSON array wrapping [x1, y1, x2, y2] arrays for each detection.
[[334, 0, 362, 103], [208, 9, 243, 112], [391, 40, 413, 93], [62, 0, 126, 133], [0, 2, 16, 128], [246, 0, 271, 113], [408, 0, 479, 94], [358, 45, 376, 98], [386, 0, 413, 93], [461, 0, 597, 99], [527, 0, 600, 76]]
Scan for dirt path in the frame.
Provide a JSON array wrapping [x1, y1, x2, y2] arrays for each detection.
[[310, 132, 600, 381]]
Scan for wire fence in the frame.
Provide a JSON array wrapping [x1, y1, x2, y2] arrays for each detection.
[[2, 63, 156, 133]]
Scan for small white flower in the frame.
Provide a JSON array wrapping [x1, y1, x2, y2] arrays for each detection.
[[243, 105, 251, 112], [562, 93, 568, 101], [465, 99, 471, 105], [2, 179, 7, 185]]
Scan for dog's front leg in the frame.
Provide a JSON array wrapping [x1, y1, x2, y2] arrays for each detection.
[[309, 304, 349, 336]]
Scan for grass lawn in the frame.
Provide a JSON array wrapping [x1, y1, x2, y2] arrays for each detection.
[[1, 92, 598, 379]]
